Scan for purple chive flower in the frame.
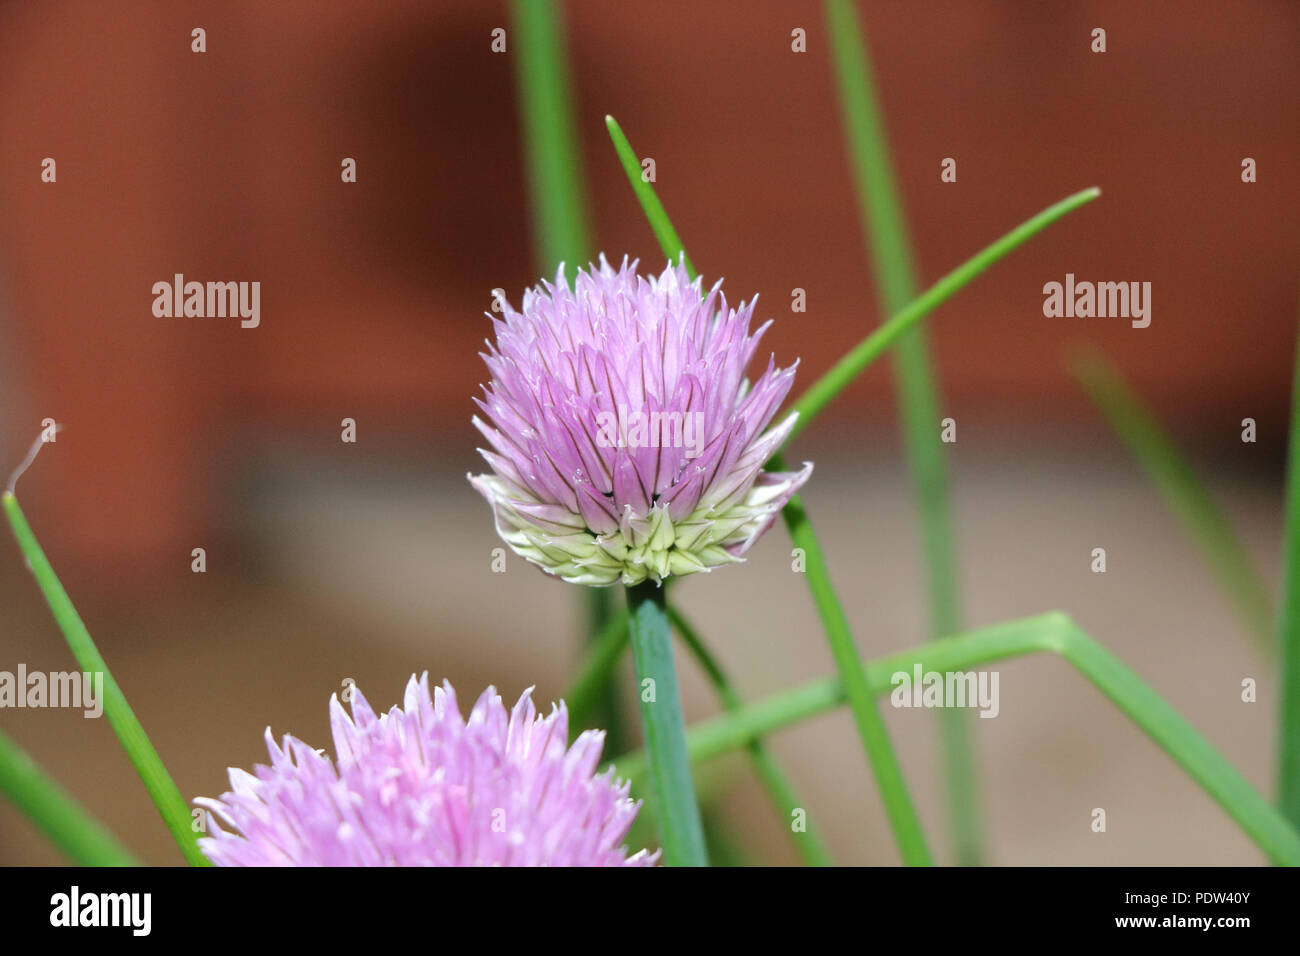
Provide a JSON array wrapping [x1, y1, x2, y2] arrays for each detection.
[[195, 674, 656, 867], [469, 256, 812, 586]]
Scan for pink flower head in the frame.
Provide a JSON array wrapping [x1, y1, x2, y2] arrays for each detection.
[[469, 256, 812, 586], [195, 674, 656, 867]]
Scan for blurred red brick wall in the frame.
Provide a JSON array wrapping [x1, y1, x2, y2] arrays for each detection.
[[0, 0, 1295, 583]]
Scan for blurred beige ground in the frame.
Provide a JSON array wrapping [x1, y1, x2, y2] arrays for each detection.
[[0, 431, 1281, 865]]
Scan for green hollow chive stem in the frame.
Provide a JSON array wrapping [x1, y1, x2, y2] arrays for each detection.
[[625, 581, 708, 866], [0, 726, 139, 866], [825, 0, 976, 864], [3, 491, 209, 866], [567, 599, 832, 865]]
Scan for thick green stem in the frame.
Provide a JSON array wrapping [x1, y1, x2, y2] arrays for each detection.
[[824, 0, 976, 863], [3, 492, 208, 866], [668, 606, 833, 865], [1278, 304, 1300, 826], [568, 601, 832, 864], [625, 582, 707, 866], [613, 612, 1300, 866], [0, 726, 139, 866]]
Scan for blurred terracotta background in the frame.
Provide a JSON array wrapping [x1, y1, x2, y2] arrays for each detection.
[[0, 1, 1297, 865]]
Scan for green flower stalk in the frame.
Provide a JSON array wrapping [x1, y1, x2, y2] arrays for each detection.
[[3, 445, 206, 865]]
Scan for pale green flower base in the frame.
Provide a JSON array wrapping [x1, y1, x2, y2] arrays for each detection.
[[470, 461, 812, 586]]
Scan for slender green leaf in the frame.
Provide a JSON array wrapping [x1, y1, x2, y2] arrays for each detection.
[[668, 606, 833, 865], [0, 726, 139, 866], [783, 187, 1100, 448], [614, 612, 1300, 866], [605, 116, 695, 276], [774, 467, 931, 864], [3, 491, 208, 866], [511, 0, 592, 280], [1074, 349, 1274, 658], [824, 0, 976, 863]]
